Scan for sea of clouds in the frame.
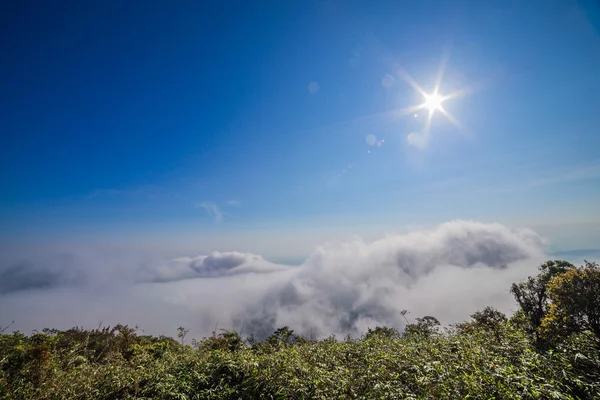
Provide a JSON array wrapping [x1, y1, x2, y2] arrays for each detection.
[[0, 220, 549, 339]]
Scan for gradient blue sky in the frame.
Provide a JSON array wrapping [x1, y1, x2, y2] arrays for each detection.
[[2, 0, 600, 259]]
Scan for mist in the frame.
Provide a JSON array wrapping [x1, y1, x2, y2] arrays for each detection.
[[0, 220, 548, 339]]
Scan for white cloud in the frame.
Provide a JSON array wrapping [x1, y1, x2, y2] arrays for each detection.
[[238, 220, 544, 338], [197, 201, 223, 223], [0, 221, 552, 339], [138, 251, 291, 282]]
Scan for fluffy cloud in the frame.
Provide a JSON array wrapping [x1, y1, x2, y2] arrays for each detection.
[[0, 259, 85, 294], [0, 221, 548, 339], [138, 251, 292, 282], [239, 221, 545, 338]]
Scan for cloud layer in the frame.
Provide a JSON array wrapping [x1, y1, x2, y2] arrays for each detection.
[[138, 251, 292, 282], [0, 221, 548, 339]]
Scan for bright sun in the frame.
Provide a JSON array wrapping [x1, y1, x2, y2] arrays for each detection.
[[423, 92, 444, 112], [396, 62, 470, 148]]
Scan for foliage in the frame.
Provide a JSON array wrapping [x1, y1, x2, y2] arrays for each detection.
[[199, 330, 245, 352], [540, 261, 600, 341], [266, 326, 306, 347], [403, 316, 440, 338], [470, 306, 507, 328], [2, 319, 598, 399], [364, 326, 400, 340], [1, 259, 599, 399], [510, 260, 575, 342], [456, 307, 507, 342]]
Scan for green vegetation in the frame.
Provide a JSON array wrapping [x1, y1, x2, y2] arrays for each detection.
[[1, 260, 599, 399]]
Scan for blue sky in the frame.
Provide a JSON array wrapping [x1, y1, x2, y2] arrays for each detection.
[[2, 0, 600, 259]]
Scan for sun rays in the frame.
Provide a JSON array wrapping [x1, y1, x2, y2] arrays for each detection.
[[423, 91, 444, 113], [394, 57, 471, 148]]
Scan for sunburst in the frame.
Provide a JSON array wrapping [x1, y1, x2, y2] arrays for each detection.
[[395, 57, 471, 147], [423, 91, 444, 113]]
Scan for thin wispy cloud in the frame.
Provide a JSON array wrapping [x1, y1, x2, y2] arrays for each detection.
[[416, 163, 600, 198], [197, 202, 223, 223], [492, 163, 600, 194], [526, 163, 600, 188], [226, 200, 241, 207]]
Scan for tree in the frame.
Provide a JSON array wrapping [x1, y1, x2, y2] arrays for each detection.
[[510, 260, 575, 341], [0, 321, 14, 334], [470, 306, 507, 328], [469, 306, 507, 342], [540, 261, 600, 341], [177, 326, 189, 345], [266, 326, 304, 346], [364, 326, 400, 339], [404, 316, 440, 338], [201, 330, 244, 351]]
